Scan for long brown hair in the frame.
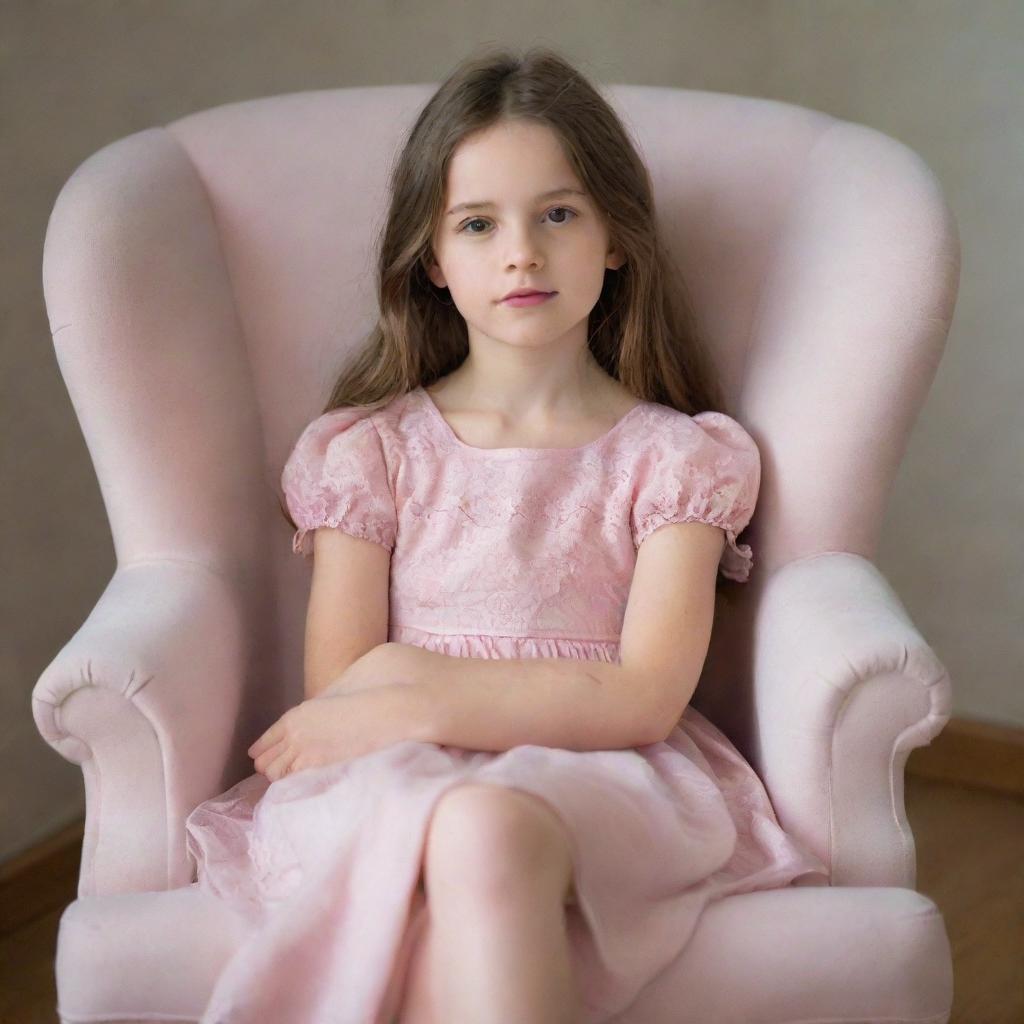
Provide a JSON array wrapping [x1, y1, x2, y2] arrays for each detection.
[[280, 44, 726, 534]]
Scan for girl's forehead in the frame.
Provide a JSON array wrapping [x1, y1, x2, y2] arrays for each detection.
[[445, 124, 576, 185]]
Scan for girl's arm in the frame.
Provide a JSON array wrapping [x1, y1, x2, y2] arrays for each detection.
[[400, 647, 659, 751], [374, 522, 727, 753], [315, 644, 411, 698], [303, 528, 391, 701], [314, 642, 658, 750]]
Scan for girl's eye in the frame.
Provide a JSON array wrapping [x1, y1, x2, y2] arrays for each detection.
[[458, 206, 578, 235]]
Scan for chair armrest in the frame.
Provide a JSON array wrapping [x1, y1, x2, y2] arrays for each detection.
[[751, 552, 952, 889], [32, 560, 253, 898]]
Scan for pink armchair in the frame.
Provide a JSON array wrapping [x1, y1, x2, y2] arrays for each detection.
[[33, 84, 959, 1023]]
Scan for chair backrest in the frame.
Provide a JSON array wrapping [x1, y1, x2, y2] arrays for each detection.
[[42, 84, 960, 755]]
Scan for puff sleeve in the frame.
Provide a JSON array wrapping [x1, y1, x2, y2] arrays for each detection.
[[281, 407, 398, 559], [630, 411, 761, 582]]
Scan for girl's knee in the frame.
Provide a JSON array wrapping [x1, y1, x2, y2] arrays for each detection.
[[423, 783, 575, 902]]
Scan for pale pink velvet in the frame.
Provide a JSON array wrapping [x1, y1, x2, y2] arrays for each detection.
[[183, 388, 829, 1023], [34, 83, 959, 1024]]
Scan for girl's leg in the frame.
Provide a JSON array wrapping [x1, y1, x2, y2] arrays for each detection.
[[399, 783, 581, 1024]]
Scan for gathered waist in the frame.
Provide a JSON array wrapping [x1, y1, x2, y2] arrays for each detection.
[[388, 622, 622, 662]]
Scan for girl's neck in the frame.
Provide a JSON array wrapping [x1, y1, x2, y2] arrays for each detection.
[[428, 361, 627, 423]]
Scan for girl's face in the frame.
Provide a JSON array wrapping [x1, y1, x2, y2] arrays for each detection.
[[427, 119, 625, 355]]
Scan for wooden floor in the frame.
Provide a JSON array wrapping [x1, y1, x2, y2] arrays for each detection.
[[1, 773, 1021, 1023]]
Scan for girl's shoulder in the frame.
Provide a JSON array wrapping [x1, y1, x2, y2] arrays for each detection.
[[368, 386, 440, 454], [287, 389, 758, 469], [288, 388, 423, 451], [627, 400, 759, 462]]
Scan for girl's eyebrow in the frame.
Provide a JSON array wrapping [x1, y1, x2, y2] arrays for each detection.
[[446, 187, 587, 217]]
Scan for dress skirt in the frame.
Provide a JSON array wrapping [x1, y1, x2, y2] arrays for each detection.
[[185, 701, 829, 1024]]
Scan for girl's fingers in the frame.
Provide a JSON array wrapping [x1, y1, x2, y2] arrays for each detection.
[[248, 734, 271, 758], [254, 737, 288, 775], [265, 747, 296, 782], [249, 722, 283, 759]]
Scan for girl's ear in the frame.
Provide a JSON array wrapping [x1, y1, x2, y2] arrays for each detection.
[[425, 254, 447, 290], [606, 243, 627, 272]]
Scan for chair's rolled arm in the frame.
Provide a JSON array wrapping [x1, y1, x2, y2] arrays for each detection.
[[32, 560, 253, 898], [751, 552, 952, 889]]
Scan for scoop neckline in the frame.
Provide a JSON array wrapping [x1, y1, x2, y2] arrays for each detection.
[[415, 385, 646, 455]]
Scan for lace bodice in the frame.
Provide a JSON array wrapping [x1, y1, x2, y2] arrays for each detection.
[[280, 386, 760, 656]]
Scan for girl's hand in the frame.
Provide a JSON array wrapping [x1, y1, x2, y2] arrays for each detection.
[[248, 687, 413, 783]]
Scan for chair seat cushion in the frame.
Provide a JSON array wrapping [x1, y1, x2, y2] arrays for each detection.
[[614, 885, 953, 1023], [55, 882, 951, 1024]]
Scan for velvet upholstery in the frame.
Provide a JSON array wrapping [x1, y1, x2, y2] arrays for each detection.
[[33, 83, 959, 1023]]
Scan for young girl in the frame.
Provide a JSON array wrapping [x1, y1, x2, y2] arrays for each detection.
[[185, 46, 829, 1024]]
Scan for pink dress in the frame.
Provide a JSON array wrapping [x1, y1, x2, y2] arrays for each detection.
[[184, 386, 829, 1024]]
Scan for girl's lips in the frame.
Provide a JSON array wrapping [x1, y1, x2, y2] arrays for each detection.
[[502, 291, 556, 307]]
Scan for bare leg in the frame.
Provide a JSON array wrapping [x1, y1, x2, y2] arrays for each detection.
[[399, 784, 582, 1024], [433, 868, 580, 1023]]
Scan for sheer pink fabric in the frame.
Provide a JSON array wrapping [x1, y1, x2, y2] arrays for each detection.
[[185, 387, 829, 1024]]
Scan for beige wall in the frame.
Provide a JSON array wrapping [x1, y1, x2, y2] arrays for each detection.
[[3, 0, 1021, 867]]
